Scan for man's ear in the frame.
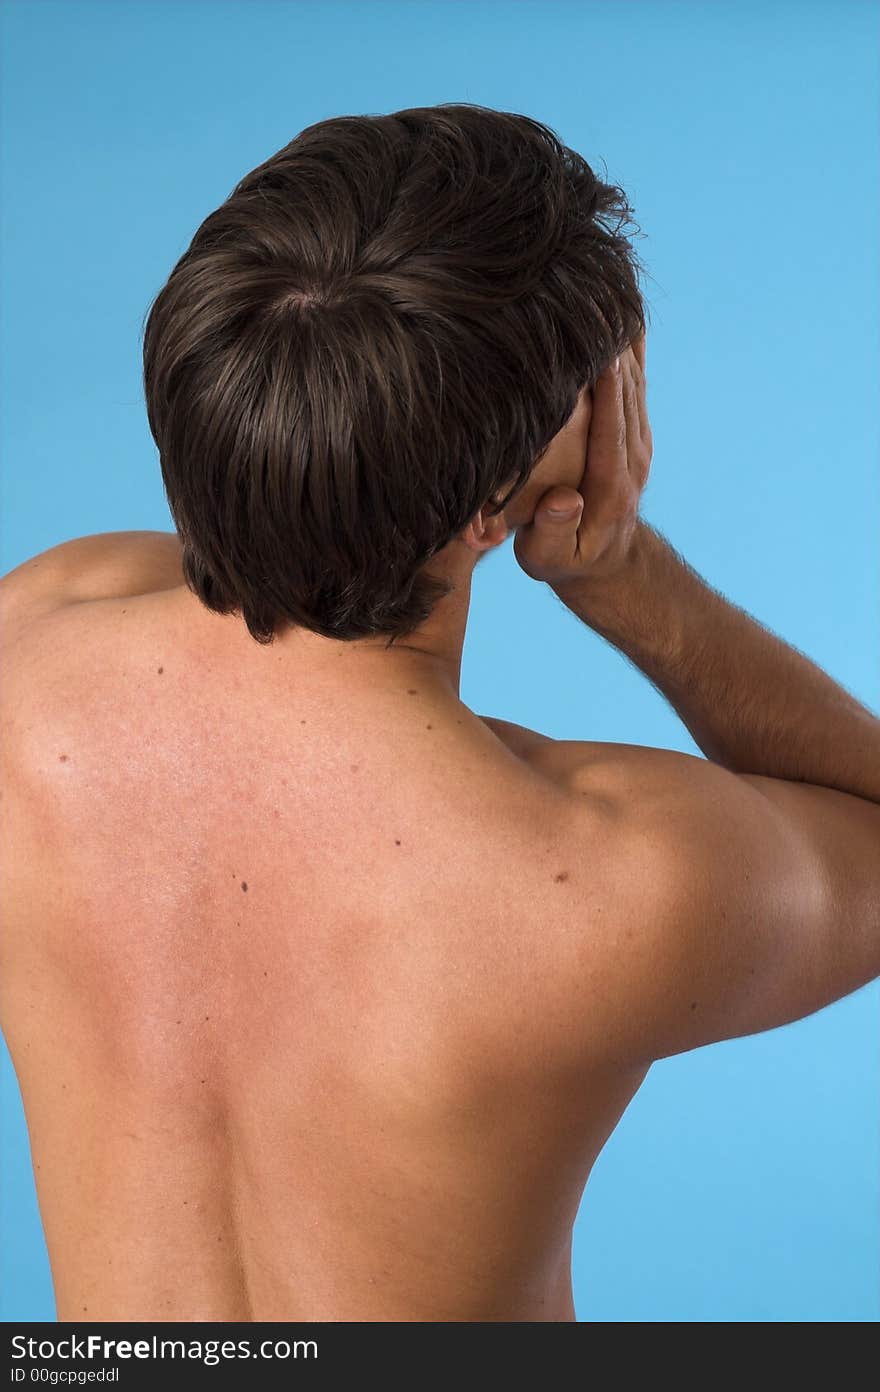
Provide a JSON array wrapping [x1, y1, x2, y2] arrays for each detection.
[[460, 503, 510, 555]]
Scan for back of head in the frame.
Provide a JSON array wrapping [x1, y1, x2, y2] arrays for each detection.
[[142, 103, 647, 644]]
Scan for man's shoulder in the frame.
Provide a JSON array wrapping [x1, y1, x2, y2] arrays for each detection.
[[0, 539, 174, 794], [472, 721, 769, 1069], [0, 531, 184, 646], [476, 711, 707, 804], [467, 719, 722, 1068], [472, 714, 713, 952]]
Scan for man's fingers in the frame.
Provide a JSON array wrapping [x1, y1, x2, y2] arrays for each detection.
[[630, 344, 651, 457], [637, 369, 650, 452], [621, 353, 641, 478], [621, 344, 652, 490], [631, 330, 646, 374], [585, 356, 626, 480]]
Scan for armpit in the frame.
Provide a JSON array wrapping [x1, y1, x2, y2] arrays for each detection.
[[475, 714, 555, 762]]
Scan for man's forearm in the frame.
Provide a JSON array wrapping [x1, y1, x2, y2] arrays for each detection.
[[555, 519, 880, 805]]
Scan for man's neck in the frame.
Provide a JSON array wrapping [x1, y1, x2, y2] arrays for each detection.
[[278, 574, 473, 700], [169, 548, 476, 704]]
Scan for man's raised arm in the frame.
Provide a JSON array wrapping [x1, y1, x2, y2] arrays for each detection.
[[514, 337, 880, 1061]]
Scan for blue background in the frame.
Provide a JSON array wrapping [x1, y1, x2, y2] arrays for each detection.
[[1, 0, 877, 1322]]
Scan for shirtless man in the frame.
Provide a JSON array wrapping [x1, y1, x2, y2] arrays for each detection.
[[1, 328, 878, 1323]]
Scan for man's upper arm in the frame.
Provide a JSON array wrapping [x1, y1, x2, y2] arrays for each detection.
[[561, 746, 880, 1063], [0, 532, 184, 636]]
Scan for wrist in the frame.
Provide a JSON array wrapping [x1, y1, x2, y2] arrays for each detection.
[[552, 518, 700, 680], [552, 519, 653, 624]]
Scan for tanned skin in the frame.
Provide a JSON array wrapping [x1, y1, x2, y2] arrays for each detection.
[[1, 336, 878, 1321]]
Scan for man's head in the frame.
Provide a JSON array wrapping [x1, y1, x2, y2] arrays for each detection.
[[142, 103, 646, 646]]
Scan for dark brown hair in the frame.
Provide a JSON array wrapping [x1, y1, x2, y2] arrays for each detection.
[[142, 103, 648, 644]]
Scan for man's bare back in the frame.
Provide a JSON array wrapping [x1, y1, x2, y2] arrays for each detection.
[[1, 583, 655, 1322], [4, 342, 879, 1323]]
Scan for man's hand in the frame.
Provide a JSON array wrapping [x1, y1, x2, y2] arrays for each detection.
[[513, 334, 652, 590]]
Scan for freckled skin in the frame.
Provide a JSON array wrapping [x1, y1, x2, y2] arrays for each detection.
[[241, 882, 248, 892], [59, 754, 69, 763], [553, 872, 569, 883], [157, 667, 164, 675]]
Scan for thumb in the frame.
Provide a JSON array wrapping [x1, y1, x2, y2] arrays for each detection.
[[535, 486, 584, 522], [513, 486, 584, 583]]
